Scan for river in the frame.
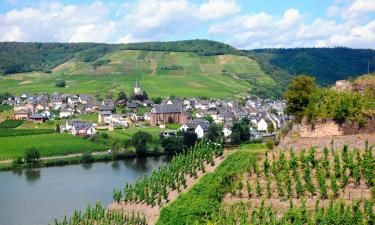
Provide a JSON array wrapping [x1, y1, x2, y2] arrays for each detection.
[[0, 156, 169, 225]]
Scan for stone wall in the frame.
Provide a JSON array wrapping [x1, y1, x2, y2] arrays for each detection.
[[300, 118, 375, 138]]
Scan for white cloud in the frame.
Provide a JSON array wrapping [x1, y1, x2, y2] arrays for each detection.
[[343, 0, 375, 19], [197, 0, 240, 20], [209, 4, 375, 49], [0, 1, 114, 42]]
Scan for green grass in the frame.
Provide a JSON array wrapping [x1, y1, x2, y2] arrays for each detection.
[[0, 133, 107, 161], [157, 145, 266, 225], [165, 123, 181, 129], [0, 50, 270, 98]]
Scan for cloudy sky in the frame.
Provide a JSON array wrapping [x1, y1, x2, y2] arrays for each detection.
[[0, 0, 374, 49]]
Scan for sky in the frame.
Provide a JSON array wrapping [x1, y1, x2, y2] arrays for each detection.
[[0, 0, 374, 49]]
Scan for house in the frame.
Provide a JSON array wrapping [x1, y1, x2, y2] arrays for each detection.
[[29, 113, 45, 122], [150, 103, 191, 126], [257, 118, 268, 132], [126, 102, 138, 111], [222, 123, 233, 138], [98, 111, 112, 124], [110, 114, 129, 127], [14, 110, 30, 120], [59, 109, 74, 118], [180, 120, 209, 139], [65, 120, 96, 136]]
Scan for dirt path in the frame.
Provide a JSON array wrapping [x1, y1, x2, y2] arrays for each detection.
[[108, 151, 229, 225], [0, 151, 109, 164]]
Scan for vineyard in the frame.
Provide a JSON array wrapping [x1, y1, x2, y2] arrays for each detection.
[[0, 119, 24, 129], [112, 142, 223, 207], [0, 129, 54, 137], [53, 203, 146, 225], [205, 142, 375, 224], [208, 199, 373, 224], [0, 134, 107, 160]]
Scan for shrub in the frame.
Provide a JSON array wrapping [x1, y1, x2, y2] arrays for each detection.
[[55, 80, 66, 87], [81, 152, 94, 163], [24, 147, 40, 164]]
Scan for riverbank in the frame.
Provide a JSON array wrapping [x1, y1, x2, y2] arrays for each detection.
[[0, 150, 167, 172]]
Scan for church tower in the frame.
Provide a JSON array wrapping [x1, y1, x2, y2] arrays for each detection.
[[134, 79, 141, 95]]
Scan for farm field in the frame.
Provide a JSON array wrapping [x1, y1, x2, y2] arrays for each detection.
[[158, 143, 374, 225], [0, 51, 271, 98], [0, 133, 107, 161]]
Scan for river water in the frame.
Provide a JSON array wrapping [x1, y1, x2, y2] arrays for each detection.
[[0, 156, 169, 225]]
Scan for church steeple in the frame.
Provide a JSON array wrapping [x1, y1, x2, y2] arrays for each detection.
[[134, 79, 141, 95]]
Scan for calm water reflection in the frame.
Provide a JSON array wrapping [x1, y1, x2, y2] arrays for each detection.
[[0, 156, 169, 225]]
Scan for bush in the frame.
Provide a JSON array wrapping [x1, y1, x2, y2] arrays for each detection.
[[81, 152, 94, 163], [24, 147, 40, 164], [55, 80, 66, 88], [11, 157, 23, 168]]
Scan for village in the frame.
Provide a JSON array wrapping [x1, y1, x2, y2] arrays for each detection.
[[2, 80, 287, 142]]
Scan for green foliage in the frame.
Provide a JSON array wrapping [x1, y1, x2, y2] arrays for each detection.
[[157, 148, 255, 225], [0, 134, 107, 160], [0, 42, 109, 74], [53, 203, 147, 225], [0, 129, 54, 137], [284, 75, 317, 120], [248, 47, 375, 85], [124, 39, 242, 56], [0, 119, 24, 129], [230, 119, 250, 145], [81, 152, 94, 163], [55, 80, 66, 88], [132, 131, 153, 156], [205, 123, 221, 142], [24, 147, 40, 163], [305, 88, 373, 125]]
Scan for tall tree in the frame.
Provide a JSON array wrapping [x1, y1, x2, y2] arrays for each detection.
[[284, 75, 317, 121]]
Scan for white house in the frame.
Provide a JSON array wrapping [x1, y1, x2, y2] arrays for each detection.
[[257, 118, 268, 132], [222, 127, 232, 138], [64, 120, 96, 136], [59, 109, 73, 118], [180, 121, 209, 139]]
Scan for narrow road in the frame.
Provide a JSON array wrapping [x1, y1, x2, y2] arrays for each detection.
[[0, 151, 109, 164]]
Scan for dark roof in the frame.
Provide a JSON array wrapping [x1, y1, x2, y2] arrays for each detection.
[[29, 113, 44, 119], [152, 103, 182, 113], [126, 102, 137, 108], [184, 121, 209, 131], [72, 120, 93, 130]]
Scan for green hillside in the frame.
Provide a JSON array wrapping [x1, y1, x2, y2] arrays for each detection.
[[0, 50, 270, 98], [247, 48, 375, 85]]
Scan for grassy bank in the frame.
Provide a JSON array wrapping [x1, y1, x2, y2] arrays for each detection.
[[157, 144, 265, 225]]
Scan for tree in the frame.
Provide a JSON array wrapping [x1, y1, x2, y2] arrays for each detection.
[[151, 96, 162, 104], [24, 147, 40, 163], [230, 119, 250, 145], [81, 152, 94, 163], [284, 75, 317, 121], [117, 91, 128, 101], [203, 115, 214, 123], [205, 123, 221, 142], [132, 131, 152, 156], [161, 135, 184, 154], [181, 131, 198, 149], [55, 80, 66, 88], [267, 122, 275, 133]]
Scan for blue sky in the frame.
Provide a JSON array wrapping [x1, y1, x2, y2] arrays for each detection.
[[0, 0, 374, 49]]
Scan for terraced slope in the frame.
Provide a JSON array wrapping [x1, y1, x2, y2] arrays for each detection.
[[0, 50, 272, 98]]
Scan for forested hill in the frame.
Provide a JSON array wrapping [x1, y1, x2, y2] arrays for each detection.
[[247, 48, 375, 85], [0, 40, 240, 75]]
